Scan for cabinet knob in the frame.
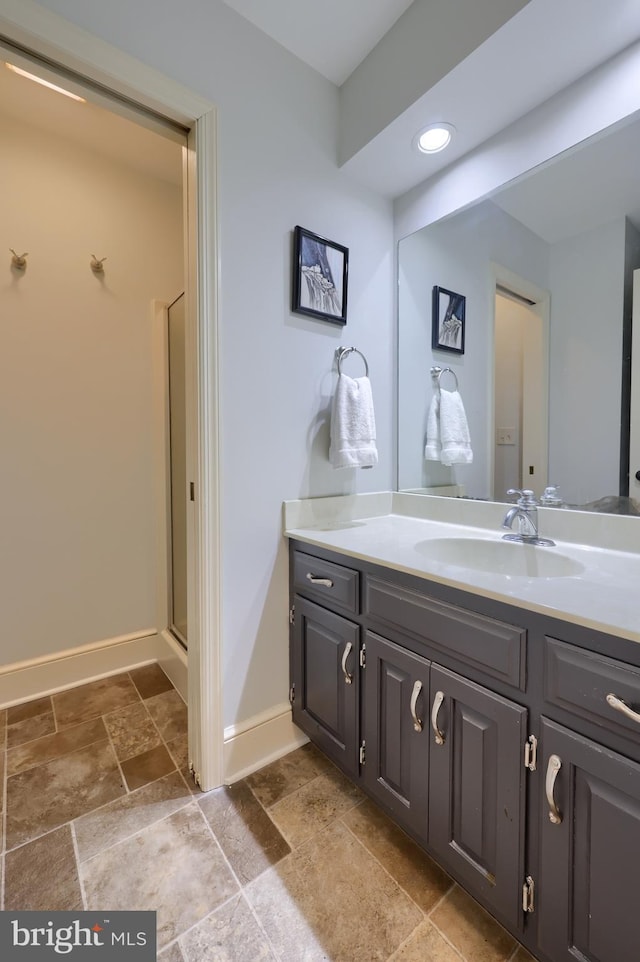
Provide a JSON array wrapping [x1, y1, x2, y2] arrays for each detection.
[[635, 470, 640, 482]]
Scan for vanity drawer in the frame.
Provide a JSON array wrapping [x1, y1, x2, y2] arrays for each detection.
[[293, 550, 360, 614], [365, 576, 525, 689], [544, 637, 640, 747]]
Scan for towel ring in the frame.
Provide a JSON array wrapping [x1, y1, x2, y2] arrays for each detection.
[[431, 365, 459, 390], [336, 346, 369, 377]]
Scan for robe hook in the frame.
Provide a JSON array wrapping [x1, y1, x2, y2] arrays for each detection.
[[10, 249, 28, 270]]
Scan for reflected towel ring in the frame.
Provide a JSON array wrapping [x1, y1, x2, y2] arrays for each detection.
[[431, 365, 459, 390], [336, 346, 369, 377]]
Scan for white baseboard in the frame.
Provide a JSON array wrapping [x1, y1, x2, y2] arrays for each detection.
[[0, 630, 184, 709], [156, 629, 187, 702], [223, 703, 308, 784]]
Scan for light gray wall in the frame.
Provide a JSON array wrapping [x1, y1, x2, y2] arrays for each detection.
[[32, 0, 395, 730], [0, 113, 183, 662], [339, 0, 529, 164], [548, 219, 625, 504]]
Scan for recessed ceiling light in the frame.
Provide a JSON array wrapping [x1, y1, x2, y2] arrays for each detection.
[[415, 123, 455, 154], [5, 63, 86, 102]]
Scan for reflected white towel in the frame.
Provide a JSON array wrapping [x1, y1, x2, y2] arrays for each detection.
[[330, 374, 378, 469], [424, 389, 473, 466]]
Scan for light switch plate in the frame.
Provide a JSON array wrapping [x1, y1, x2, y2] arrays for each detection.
[[497, 427, 516, 445]]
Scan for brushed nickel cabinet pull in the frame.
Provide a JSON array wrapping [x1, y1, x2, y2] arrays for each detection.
[[341, 642, 353, 685], [545, 754, 562, 824], [306, 573, 334, 588], [606, 693, 640, 726], [431, 690, 445, 745], [410, 680, 424, 732]]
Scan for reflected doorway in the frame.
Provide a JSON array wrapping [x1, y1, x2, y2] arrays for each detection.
[[493, 280, 548, 501], [168, 292, 188, 647]]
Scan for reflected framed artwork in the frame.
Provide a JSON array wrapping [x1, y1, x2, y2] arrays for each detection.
[[292, 225, 348, 325], [432, 285, 465, 354]]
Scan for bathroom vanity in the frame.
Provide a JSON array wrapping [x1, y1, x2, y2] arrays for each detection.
[[285, 495, 640, 962]]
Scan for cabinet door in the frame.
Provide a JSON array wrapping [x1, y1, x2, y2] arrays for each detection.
[[538, 717, 640, 962], [363, 631, 430, 842], [428, 664, 527, 929], [291, 596, 360, 777]]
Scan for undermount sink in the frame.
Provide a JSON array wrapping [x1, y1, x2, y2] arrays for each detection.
[[415, 537, 585, 578]]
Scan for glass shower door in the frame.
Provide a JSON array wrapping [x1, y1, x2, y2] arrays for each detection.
[[168, 293, 188, 647]]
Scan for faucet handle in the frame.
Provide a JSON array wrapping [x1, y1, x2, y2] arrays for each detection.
[[507, 488, 537, 506]]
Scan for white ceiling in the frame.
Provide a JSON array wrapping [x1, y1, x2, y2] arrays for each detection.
[[220, 0, 415, 85], [0, 60, 183, 186], [4, 0, 640, 225], [342, 0, 640, 198], [493, 112, 640, 245]]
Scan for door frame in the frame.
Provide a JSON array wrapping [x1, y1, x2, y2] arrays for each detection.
[[629, 270, 640, 500], [0, 0, 223, 790]]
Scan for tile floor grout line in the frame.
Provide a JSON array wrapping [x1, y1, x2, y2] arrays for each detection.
[[245, 753, 336, 813], [338, 810, 454, 922], [5, 709, 57, 753], [102, 711, 133, 794], [6, 729, 113, 780], [50, 693, 60, 733], [73, 783, 193, 867], [236, 889, 282, 962], [69, 821, 88, 911], [384, 915, 466, 962], [422, 880, 456, 920], [188, 791, 291, 960], [429, 916, 478, 962]]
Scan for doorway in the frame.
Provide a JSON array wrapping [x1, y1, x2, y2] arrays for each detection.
[[491, 268, 550, 502], [0, 11, 222, 789]]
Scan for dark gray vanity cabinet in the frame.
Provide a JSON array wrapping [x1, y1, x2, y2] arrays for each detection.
[[290, 595, 360, 778], [289, 540, 640, 962], [290, 543, 528, 932], [538, 717, 640, 962], [428, 663, 527, 927], [362, 631, 430, 842]]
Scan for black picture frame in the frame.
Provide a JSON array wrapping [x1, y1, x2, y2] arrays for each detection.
[[432, 286, 466, 354], [292, 226, 348, 325]]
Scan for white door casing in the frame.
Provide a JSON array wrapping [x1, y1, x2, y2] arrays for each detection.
[[629, 270, 640, 499]]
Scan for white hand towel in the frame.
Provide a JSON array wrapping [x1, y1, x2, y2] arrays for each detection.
[[330, 374, 378, 469], [439, 389, 473, 465], [424, 389, 473, 465], [424, 393, 442, 461]]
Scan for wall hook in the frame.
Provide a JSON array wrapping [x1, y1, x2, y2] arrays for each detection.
[[10, 249, 28, 270], [90, 254, 107, 273]]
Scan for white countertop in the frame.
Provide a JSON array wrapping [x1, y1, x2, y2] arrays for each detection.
[[284, 493, 640, 644]]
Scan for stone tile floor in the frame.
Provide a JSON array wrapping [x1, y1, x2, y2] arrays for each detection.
[[0, 666, 538, 961]]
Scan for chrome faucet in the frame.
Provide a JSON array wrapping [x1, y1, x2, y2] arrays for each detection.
[[502, 489, 555, 546]]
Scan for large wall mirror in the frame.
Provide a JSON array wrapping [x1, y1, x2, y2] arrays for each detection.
[[398, 111, 640, 516]]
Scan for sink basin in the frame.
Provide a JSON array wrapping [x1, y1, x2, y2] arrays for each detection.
[[415, 537, 585, 578]]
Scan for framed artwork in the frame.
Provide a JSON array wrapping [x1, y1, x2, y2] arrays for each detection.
[[292, 225, 348, 325], [432, 285, 465, 354]]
